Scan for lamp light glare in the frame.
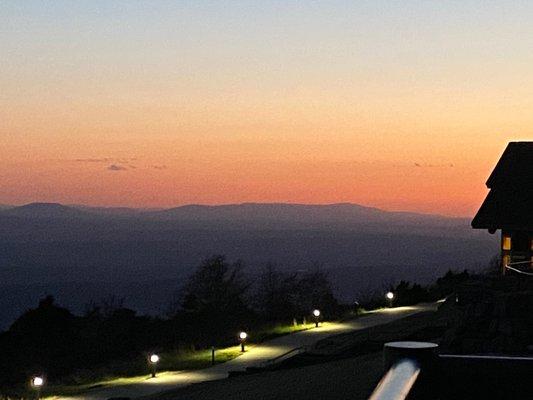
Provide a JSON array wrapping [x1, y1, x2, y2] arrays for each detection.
[[313, 309, 321, 317], [32, 377, 44, 387], [150, 354, 160, 364], [239, 331, 248, 340], [386, 292, 394, 300]]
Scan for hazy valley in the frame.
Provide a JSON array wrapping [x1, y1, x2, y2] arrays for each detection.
[[0, 202, 497, 330]]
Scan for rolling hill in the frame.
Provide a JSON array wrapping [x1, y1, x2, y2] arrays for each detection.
[[0, 202, 498, 330]]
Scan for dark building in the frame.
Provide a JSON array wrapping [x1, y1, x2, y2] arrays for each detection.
[[472, 141, 533, 274]]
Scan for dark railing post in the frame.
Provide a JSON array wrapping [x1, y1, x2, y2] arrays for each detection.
[[369, 341, 438, 400]]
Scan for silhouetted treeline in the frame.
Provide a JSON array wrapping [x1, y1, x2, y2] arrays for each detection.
[[0, 295, 165, 395], [254, 263, 339, 321], [360, 269, 472, 309], [0, 253, 473, 396], [390, 269, 471, 307], [0, 255, 340, 395]]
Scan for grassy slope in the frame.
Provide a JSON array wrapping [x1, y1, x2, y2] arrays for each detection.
[[148, 309, 446, 400], [42, 322, 317, 397]]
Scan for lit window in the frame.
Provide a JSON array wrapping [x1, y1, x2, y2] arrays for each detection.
[[502, 235, 511, 251]]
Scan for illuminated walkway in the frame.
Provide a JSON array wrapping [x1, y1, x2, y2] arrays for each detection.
[[53, 303, 437, 400]]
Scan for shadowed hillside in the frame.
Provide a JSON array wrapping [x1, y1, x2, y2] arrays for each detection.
[[0, 203, 497, 329]]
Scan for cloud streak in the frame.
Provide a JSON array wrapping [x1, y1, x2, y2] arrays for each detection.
[[74, 157, 137, 164], [107, 164, 127, 171], [75, 158, 111, 163], [414, 162, 454, 168]]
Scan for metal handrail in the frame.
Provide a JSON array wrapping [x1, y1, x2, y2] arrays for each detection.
[[368, 358, 420, 400], [505, 260, 533, 275], [369, 342, 533, 399], [368, 342, 437, 400]]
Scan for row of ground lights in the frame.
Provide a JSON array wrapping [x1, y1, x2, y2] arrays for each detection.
[[29, 295, 397, 394], [239, 308, 320, 351]]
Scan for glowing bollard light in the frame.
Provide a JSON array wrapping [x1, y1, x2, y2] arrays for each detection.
[[239, 331, 248, 352], [313, 309, 321, 327], [149, 354, 160, 378], [386, 291, 395, 307], [31, 376, 44, 400]]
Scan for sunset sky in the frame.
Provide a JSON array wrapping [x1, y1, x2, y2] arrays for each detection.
[[1, 1, 532, 216]]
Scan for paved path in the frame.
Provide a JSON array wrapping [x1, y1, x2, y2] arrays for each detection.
[[52, 303, 437, 400]]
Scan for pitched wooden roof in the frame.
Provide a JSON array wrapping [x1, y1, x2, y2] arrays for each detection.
[[472, 142, 533, 231]]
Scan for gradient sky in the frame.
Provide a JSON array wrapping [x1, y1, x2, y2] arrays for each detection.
[[1, 1, 532, 216]]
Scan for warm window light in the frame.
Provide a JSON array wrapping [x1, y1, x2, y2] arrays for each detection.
[[502, 235, 511, 251]]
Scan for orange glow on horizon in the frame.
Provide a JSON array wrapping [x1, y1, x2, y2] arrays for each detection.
[[0, 129, 519, 217], [1, 89, 529, 216], [2, 2, 533, 217]]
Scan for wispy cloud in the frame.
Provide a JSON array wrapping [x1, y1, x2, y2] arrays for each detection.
[[75, 158, 111, 163], [70, 157, 145, 171], [414, 162, 454, 168], [107, 164, 127, 171], [74, 157, 137, 164]]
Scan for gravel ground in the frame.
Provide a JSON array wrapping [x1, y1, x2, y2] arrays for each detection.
[[147, 352, 383, 400]]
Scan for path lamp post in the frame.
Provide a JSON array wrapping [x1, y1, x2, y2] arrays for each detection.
[[386, 291, 394, 308], [149, 354, 160, 378], [239, 331, 248, 352], [312, 309, 321, 327], [31, 376, 44, 400]]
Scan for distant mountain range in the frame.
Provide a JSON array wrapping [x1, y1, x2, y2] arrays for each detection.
[[0, 202, 467, 231], [0, 202, 498, 330], [1, 203, 90, 219]]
